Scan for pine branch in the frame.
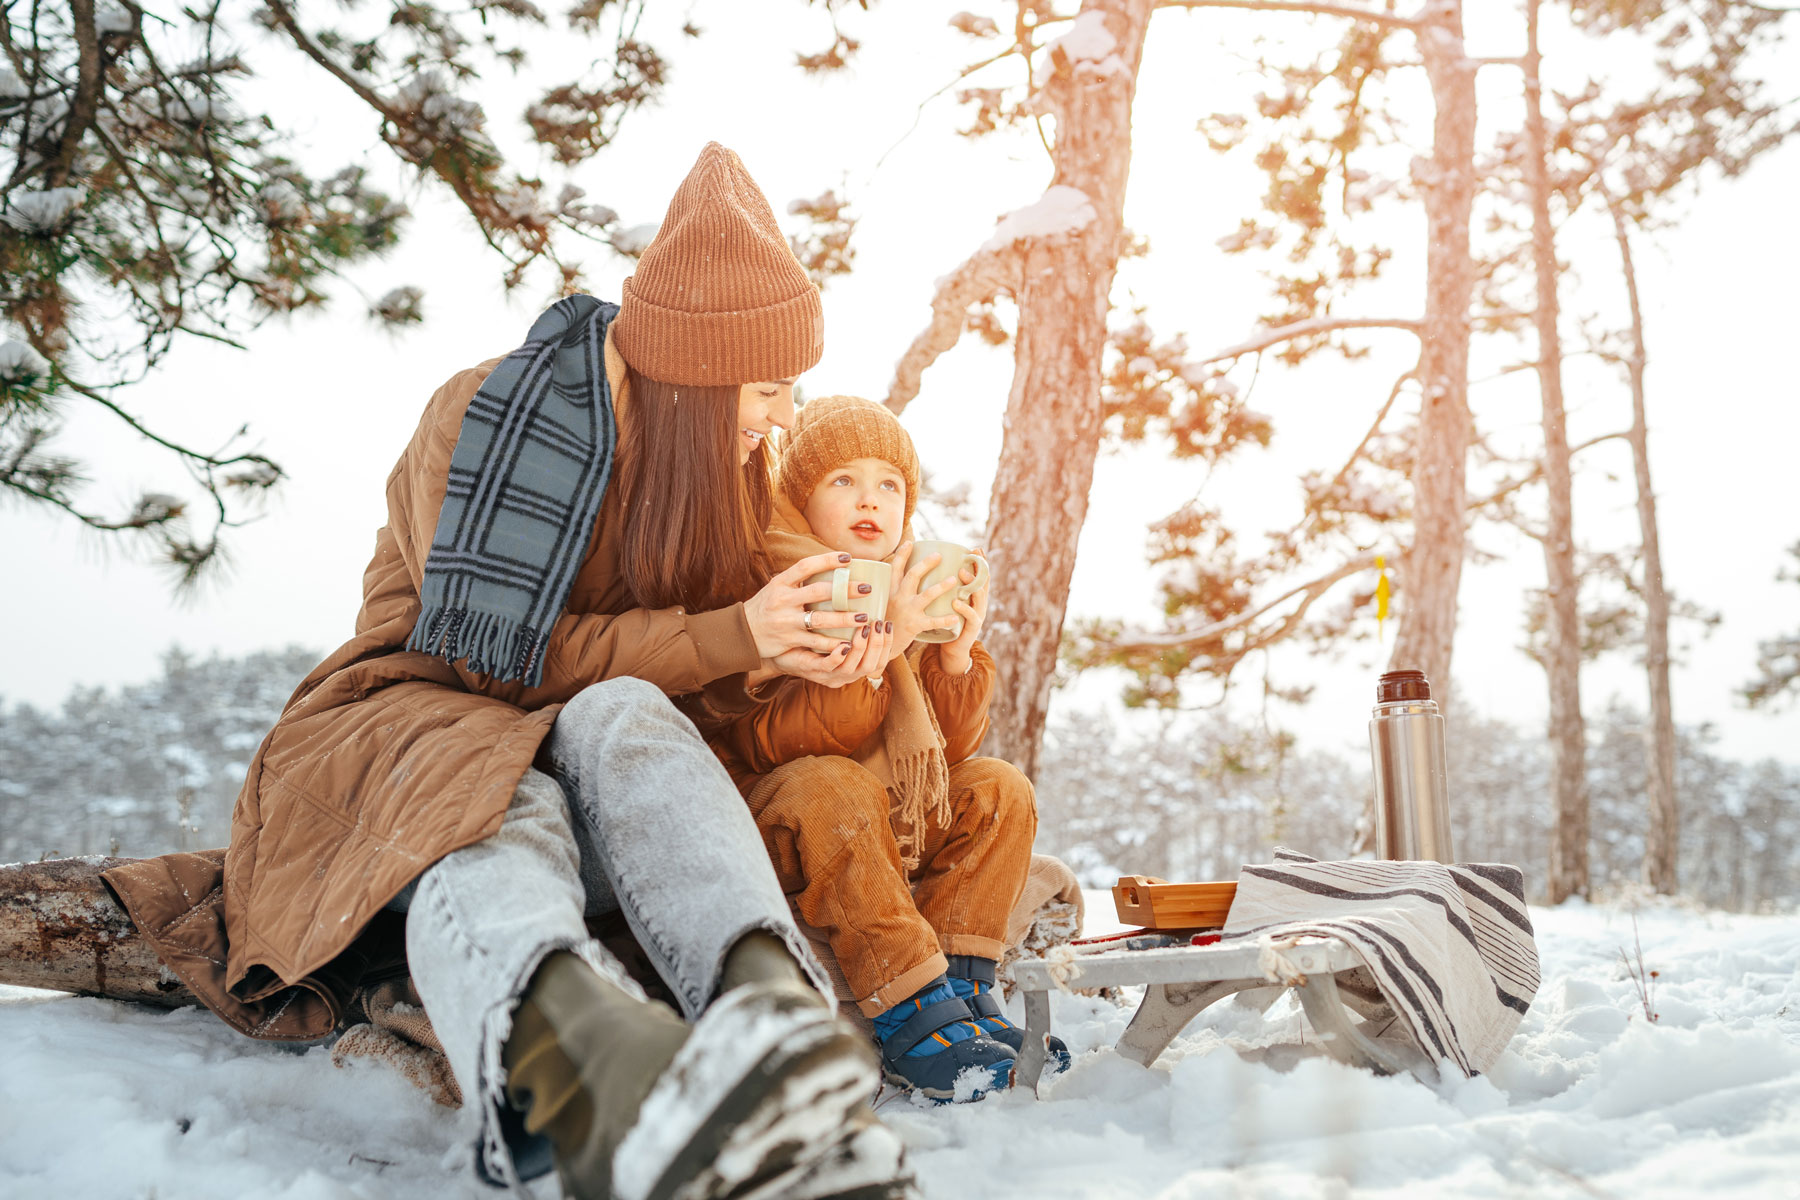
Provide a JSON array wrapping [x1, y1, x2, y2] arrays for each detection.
[[261, 0, 397, 119], [1198, 316, 1423, 365], [885, 241, 1024, 414]]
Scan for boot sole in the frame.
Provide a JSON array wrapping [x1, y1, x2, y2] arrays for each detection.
[[612, 984, 880, 1200], [878, 1063, 1012, 1103], [733, 1111, 918, 1200]]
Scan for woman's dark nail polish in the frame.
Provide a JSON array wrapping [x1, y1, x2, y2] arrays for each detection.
[[858, 583, 872, 594], [838, 553, 852, 562], [855, 613, 869, 622], [886, 621, 894, 634], [861, 626, 871, 639]]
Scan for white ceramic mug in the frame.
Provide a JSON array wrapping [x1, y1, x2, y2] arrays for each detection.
[[911, 540, 991, 644], [804, 559, 892, 641]]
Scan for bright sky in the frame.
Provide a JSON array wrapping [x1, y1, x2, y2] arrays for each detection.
[[3, 2, 1796, 772]]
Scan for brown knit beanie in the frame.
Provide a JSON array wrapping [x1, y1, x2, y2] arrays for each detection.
[[611, 142, 824, 387], [777, 395, 921, 527]]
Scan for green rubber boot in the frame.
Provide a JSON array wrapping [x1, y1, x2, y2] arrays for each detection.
[[502, 951, 689, 1200]]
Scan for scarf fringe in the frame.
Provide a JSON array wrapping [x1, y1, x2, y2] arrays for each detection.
[[407, 604, 550, 689], [887, 661, 951, 871]]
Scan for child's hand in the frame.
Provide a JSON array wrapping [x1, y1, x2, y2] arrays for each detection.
[[883, 540, 961, 657], [937, 553, 988, 676]]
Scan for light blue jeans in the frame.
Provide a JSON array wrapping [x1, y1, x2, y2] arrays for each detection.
[[401, 677, 828, 1190]]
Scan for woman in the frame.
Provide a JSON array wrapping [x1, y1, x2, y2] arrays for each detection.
[[105, 144, 909, 1200]]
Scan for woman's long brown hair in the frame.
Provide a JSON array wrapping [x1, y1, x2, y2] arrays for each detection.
[[616, 369, 773, 612]]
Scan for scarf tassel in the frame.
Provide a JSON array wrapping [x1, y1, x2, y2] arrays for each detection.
[[408, 605, 550, 689]]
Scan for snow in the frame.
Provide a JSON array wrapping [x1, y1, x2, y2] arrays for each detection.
[[4, 899, 1799, 1197], [2, 187, 83, 234], [1049, 11, 1117, 66], [1034, 12, 1128, 86], [610, 222, 660, 257], [0, 340, 52, 387], [979, 186, 1098, 253]]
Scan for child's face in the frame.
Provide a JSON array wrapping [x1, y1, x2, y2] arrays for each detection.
[[802, 456, 906, 559]]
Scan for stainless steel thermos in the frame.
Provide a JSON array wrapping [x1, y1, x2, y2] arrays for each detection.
[[1368, 669, 1454, 863]]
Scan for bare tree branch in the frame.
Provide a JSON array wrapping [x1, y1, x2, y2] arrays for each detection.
[[1470, 431, 1630, 514], [1198, 316, 1422, 365], [1102, 551, 1379, 657], [885, 241, 1023, 414], [1154, 0, 1423, 32]]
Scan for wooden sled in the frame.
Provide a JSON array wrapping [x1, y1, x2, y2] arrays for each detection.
[[1006, 875, 1436, 1093]]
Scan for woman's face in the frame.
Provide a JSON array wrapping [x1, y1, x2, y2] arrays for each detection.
[[735, 380, 797, 464]]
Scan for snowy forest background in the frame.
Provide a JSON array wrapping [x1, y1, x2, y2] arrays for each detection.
[[4, 644, 1793, 912]]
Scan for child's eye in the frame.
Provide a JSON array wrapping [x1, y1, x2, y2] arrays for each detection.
[[831, 475, 852, 486], [880, 480, 899, 491]]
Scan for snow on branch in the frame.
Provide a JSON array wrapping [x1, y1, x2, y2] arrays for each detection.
[[886, 186, 1099, 413], [1199, 316, 1423, 365], [885, 243, 1029, 415], [980, 186, 1098, 252]]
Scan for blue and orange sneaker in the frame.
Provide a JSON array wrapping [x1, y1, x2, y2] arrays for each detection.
[[946, 955, 1072, 1077], [869, 976, 1015, 1102]]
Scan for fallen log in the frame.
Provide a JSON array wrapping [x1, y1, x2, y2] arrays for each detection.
[[0, 856, 198, 1007]]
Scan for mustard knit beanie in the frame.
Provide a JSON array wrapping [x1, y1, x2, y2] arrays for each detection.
[[777, 395, 920, 527], [611, 142, 824, 387]]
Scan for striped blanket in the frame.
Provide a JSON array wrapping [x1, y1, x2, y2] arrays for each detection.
[[1221, 849, 1540, 1077]]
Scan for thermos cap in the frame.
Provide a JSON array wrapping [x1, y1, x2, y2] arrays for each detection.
[[1376, 669, 1432, 703]]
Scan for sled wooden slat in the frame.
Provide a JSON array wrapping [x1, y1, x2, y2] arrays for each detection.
[[1010, 936, 1429, 1092]]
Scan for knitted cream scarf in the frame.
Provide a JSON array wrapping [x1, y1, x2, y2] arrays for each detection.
[[765, 492, 951, 868]]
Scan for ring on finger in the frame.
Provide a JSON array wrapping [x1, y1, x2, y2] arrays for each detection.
[[803, 610, 814, 630]]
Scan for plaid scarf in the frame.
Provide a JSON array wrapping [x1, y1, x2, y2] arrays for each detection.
[[407, 296, 619, 687]]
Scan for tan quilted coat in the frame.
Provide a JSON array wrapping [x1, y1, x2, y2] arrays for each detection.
[[104, 335, 762, 1040]]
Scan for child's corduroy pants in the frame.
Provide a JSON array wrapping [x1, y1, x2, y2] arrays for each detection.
[[741, 754, 1036, 1016]]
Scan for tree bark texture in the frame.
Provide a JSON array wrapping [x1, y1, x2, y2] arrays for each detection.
[[1388, 1, 1476, 710], [1525, 1, 1590, 903], [978, 0, 1154, 780], [0, 856, 198, 1007], [1609, 193, 1678, 894]]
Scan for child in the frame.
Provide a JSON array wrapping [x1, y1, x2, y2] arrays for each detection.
[[709, 394, 1067, 1101]]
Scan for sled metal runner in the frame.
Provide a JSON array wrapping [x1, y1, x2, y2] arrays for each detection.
[[1009, 936, 1434, 1092]]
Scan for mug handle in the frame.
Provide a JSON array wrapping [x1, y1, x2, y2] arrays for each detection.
[[958, 553, 990, 600], [831, 567, 851, 610]]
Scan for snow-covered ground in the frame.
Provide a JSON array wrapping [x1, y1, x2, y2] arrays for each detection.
[[4, 895, 1798, 1199]]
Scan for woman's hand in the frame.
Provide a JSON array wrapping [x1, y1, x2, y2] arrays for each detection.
[[936, 554, 988, 676], [883, 540, 961, 657], [759, 621, 893, 689], [742, 551, 875, 659]]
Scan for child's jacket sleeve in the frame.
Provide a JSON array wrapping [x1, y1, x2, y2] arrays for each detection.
[[712, 671, 893, 779], [918, 642, 996, 765]]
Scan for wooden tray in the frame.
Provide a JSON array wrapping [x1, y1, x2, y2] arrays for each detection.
[[1112, 876, 1237, 930]]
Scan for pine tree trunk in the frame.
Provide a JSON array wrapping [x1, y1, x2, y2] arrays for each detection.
[[1388, 1, 1476, 704], [1607, 192, 1679, 894], [1525, 1, 1590, 903], [978, 0, 1153, 780]]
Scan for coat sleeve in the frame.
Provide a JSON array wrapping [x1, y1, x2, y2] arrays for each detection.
[[713, 675, 892, 777], [388, 362, 763, 710], [918, 642, 996, 765]]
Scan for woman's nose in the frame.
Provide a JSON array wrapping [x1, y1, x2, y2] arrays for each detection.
[[770, 391, 796, 429]]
